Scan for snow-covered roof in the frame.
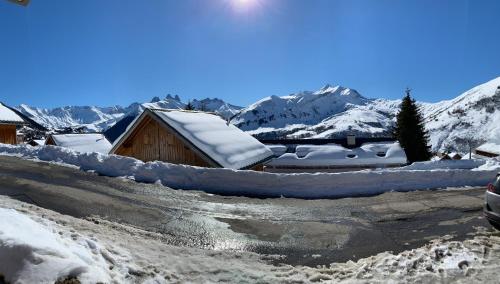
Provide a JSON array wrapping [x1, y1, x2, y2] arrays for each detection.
[[476, 142, 500, 156], [0, 103, 24, 124], [32, 139, 46, 146], [266, 145, 288, 157], [112, 109, 274, 169], [49, 133, 112, 154], [267, 142, 407, 167]]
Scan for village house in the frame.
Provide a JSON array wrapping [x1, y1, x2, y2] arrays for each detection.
[[475, 142, 500, 158], [110, 108, 274, 171], [45, 133, 112, 154], [264, 138, 408, 173], [0, 102, 26, 145]]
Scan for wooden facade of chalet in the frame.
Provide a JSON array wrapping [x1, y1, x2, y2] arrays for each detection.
[[0, 124, 17, 144], [114, 114, 211, 167], [111, 110, 269, 171]]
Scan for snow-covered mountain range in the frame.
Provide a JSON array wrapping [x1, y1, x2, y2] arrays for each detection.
[[14, 77, 500, 153], [16, 95, 242, 132]]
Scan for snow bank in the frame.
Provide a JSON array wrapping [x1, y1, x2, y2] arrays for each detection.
[[320, 233, 500, 283], [400, 159, 486, 170], [0, 208, 111, 283], [0, 143, 499, 199]]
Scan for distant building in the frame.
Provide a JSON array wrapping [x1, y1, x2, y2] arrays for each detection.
[[0, 102, 26, 144], [110, 108, 274, 171], [45, 133, 112, 154], [265, 142, 408, 172], [27, 139, 46, 146], [475, 142, 500, 158], [437, 152, 463, 160]]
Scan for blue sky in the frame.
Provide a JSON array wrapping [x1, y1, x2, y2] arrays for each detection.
[[1, 0, 499, 108]]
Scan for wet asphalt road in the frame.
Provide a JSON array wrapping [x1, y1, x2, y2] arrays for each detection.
[[0, 155, 493, 266]]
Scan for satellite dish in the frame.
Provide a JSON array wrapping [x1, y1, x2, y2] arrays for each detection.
[[7, 0, 30, 6]]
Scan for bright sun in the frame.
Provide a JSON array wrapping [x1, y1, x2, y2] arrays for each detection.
[[229, 0, 260, 12]]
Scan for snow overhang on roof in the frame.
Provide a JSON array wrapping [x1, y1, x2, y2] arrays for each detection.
[[0, 103, 25, 125], [111, 108, 274, 170]]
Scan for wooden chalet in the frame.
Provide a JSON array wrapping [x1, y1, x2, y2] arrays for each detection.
[[475, 142, 500, 158], [0, 102, 26, 144], [110, 108, 274, 170]]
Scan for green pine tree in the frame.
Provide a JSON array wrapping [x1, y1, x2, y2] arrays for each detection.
[[185, 100, 194, 111], [394, 88, 432, 163]]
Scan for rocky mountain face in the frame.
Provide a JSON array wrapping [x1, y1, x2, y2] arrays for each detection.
[[15, 95, 242, 133], [230, 85, 399, 140], [14, 77, 500, 153]]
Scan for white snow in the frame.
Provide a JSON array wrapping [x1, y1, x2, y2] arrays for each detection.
[[0, 196, 311, 283], [50, 133, 112, 154], [266, 144, 288, 156], [16, 96, 241, 132], [0, 208, 112, 283], [33, 139, 46, 146], [476, 142, 500, 156], [0, 143, 499, 199], [268, 142, 407, 168], [114, 109, 274, 170], [2, 192, 500, 283], [400, 159, 485, 170], [0, 102, 24, 123]]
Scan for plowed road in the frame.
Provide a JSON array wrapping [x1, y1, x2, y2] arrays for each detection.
[[0, 155, 493, 266]]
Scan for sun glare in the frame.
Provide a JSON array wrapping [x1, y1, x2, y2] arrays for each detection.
[[228, 0, 261, 13]]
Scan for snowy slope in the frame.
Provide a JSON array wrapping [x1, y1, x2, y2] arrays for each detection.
[[231, 85, 399, 139], [423, 77, 500, 153]]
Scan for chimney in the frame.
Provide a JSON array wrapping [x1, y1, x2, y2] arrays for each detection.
[[347, 135, 356, 147]]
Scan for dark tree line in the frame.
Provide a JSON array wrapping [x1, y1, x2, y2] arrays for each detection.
[[394, 88, 432, 163]]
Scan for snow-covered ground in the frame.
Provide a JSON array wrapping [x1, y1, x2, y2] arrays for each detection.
[[2, 195, 500, 283], [0, 143, 499, 199]]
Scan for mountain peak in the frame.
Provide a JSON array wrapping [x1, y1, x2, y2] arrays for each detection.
[[150, 96, 161, 103], [165, 94, 181, 102]]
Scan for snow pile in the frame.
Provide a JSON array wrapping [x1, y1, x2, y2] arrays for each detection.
[[320, 234, 500, 283], [268, 142, 407, 168], [0, 208, 112, 283], [0, 196, 311, 283], [50, 133, 112, 154], [1, 143, 499, 199], [0, 102, 24, 123], [400, 159, 486, 170]]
